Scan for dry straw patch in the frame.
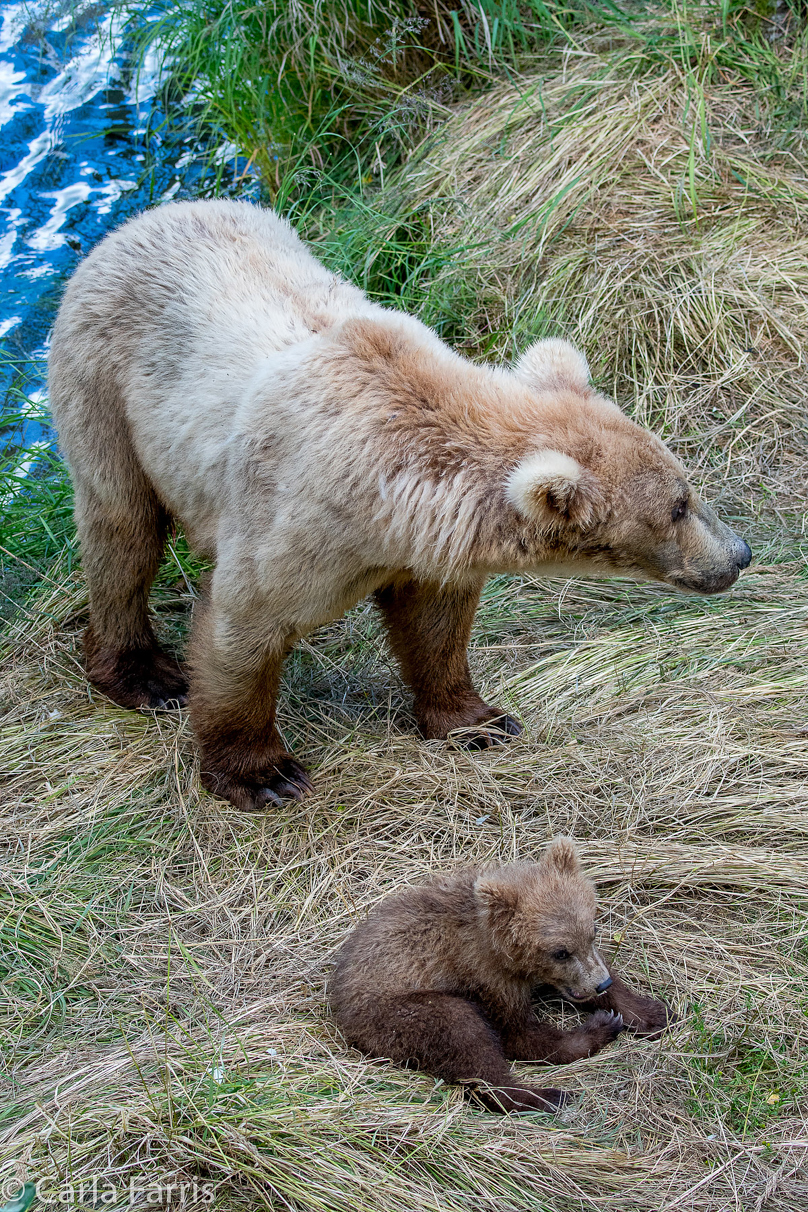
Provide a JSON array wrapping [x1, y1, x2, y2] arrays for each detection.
[[2, 556, 807, 1209], [3, 41, 808, 1212]]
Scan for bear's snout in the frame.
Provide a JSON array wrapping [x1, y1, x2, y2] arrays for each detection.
[[561, 951, 612, 1002], [662, 507, 753, 595]]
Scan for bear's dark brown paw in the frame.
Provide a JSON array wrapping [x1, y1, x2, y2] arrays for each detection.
[[474, 1083, 567, 1114], [455, 714, 523, 751], [580, 1009, 625, 1051], [85, 631, 189, 709], [200, 756, 315, 811]]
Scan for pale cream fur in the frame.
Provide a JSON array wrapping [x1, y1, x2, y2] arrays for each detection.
[[513, 337, 591, 393], [50, 198, 750, 637], [48, 200, 751, 807]]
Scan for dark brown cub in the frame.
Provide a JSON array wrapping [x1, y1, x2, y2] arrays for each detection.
[[329, 839, 672, 1112]]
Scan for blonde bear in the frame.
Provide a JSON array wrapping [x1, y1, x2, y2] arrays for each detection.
[[49, 200, 751, 809]]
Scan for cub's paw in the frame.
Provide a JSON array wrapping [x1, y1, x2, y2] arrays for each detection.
[[201, 756, 315, 811], [476, 1083, 567, 1114], [455, 714, 523, 751], [581, 1009, 625, 1048], [621, 996, 674, 1038]]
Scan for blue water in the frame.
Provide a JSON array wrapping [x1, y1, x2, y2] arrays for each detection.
[[0, 0, 253, 454]]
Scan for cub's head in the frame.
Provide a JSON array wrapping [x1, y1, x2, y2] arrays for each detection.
[[473, 839, 611, 1000], [506, 338, 751, 594]]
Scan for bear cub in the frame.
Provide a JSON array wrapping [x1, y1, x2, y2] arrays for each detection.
[[329, 839, 671, 1113]]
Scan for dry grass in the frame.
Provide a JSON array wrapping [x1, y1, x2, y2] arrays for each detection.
[[2, 550, 807, 1209], [4, 23, 808, 1212]]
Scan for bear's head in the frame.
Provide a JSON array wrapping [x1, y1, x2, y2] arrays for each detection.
[[506, 338, 751, 594], [473, 840, 611, 1000]]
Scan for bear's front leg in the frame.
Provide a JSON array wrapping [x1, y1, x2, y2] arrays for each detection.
[[188, 599, 313, 811], [502, 1010, 625, 1064], [579, 969, 673, 1037], [374, 575, 522, 748]]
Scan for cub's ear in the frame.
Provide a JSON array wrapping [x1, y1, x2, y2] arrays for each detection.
[[474, 872, 519, 924], [506, 450, 602, 529], [540, 837, 581, 876], [513, 338, 590, 393]]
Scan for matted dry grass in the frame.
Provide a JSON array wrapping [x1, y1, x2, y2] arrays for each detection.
[[2, 551, 807, 1210], [4, 32, 808, 1212]]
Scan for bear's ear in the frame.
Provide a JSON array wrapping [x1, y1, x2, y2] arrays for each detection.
[[513, 338, 590, 394], [540, 837, 581, 876], [474, 873, 519, 924], [506, 450, 603, 530]]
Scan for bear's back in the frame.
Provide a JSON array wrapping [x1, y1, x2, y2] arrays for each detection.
[[329, 871, 481, 1012], [49, 200, 382, 537], [53, 199, 374, 370]]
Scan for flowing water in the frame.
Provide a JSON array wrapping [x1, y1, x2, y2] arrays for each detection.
[[0, 0, 243, 452]]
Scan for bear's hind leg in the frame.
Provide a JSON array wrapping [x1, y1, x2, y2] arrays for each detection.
[[188, 598, 313, 811], [344, 991, 564, 1114], [374, 576, 522, 748], [77, 481, 188, 710]]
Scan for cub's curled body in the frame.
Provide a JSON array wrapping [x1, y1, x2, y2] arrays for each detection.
[[329, 840, 671, 1113], [50, 200, 751, 810]]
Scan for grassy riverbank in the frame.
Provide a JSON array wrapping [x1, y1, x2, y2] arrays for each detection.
[[2, 3, 808, 1209]]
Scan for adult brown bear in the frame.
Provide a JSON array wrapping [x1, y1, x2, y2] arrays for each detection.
[[49, 200, 751, 810]]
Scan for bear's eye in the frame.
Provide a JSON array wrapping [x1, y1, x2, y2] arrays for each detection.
[[552, 949, 571, 962], [671, 497, 688, 523]]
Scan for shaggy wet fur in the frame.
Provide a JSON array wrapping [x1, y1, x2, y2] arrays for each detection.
[[49, 200, 751, 809], [329, 839, 671, 1113]]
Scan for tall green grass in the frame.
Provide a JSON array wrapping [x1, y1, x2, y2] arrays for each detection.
[[0, 358, 75, 614], [120, 0, 626, 206], [121, 0, 808, 213]]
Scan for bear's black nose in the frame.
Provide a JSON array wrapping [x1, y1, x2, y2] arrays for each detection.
[[596, 976, 613, 994], [736, 540, 752, 570]]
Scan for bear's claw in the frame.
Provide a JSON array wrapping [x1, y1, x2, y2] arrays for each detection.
[[457, 714, 523, 751], [257, 760, 316, 807], [201, 756, 315, 811], [583, 1009, 625, 1043]]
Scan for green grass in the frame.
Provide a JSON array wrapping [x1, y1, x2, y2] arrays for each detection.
[[114, 0, 808, 218], [0, 355, 76, 612], [118, 0, 628, 206], [687, 994, 808, 1135]]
